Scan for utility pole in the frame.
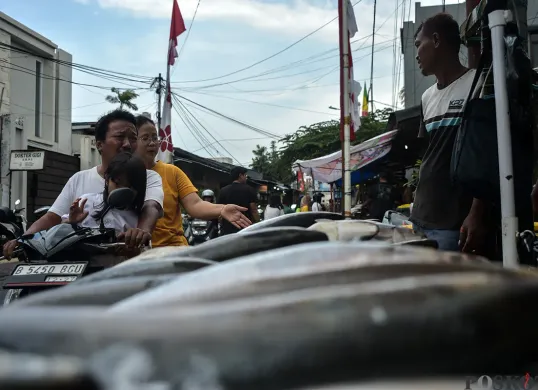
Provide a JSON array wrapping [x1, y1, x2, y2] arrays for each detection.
[[369, 0, 377, 112], [338, 0, 352, 218], [151, 73, 164, 130]]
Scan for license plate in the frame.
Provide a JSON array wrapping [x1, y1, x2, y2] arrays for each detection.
[[12, 263, 87, 276], [45, 276, 78, 282]]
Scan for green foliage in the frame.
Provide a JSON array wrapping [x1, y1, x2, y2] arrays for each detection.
[[250, 108, 392, 184], [105, 87, 139, 111]]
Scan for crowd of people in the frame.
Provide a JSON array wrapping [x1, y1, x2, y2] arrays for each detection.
[[2, 110, 254, 258], [2, 11, 536, 264]]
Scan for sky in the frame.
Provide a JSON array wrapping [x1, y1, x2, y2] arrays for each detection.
[[2, 0, 462, 166]]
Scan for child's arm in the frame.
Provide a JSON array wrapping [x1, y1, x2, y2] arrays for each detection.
[[65, 198, 89, 224]]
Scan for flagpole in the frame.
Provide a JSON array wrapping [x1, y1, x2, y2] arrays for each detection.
[[339, 0, 352, 218], [369, 0, 377, 112]]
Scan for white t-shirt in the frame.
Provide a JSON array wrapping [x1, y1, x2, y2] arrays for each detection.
[[61, 193, 138, 233], [50, 166, 164, 218], [311, 202, 322, 212], [264, 205, 284, 220]]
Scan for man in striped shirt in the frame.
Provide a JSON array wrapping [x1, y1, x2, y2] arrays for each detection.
[[410, 13, 487, 252]]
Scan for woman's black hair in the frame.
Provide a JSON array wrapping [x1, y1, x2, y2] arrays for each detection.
[[269, 194, 282, 209], [135, 114, 155, 129], [93, 152, 147, 220]]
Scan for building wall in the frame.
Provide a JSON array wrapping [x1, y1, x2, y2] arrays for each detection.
[[402, 1, 538, 108], [0, 11, 73, 210]]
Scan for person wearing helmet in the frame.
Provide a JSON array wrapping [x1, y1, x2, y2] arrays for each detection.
[[201, 189, 215, 204], [201, 189, 218, 239]]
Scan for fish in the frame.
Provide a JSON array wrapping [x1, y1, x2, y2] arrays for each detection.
[[131, 227, 328, 263], [6, 275, 178, 308], [0, 348, 98, 390], [109, 242, 523, 311], [73, 258, 214, 286], [239, 212, 344, 233], [308, 219, 426, 244], [0, 273, 537, 389]]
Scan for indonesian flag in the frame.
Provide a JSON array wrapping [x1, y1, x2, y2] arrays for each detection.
[[158, 0, 186, 163], [340, 0, 359, 142], [348, 42, 361, 141]]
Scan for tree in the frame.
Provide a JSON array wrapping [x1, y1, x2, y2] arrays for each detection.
[[251, 108, 393, 184], [105, 87, 139, 111], [250, 145, 272, 178]]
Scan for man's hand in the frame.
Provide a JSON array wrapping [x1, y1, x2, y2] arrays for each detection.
[[2, 239, 19, 259], [221, 204, 252, 229], [67, 198, 88, 224], [117, 228, 151, 249], [459, 209, 487, 254]]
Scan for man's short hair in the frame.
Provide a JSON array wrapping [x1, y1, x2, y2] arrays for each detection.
[[414, 12, 461, 53], [95, 109, 137, 142], [231, 166, 248, 180]]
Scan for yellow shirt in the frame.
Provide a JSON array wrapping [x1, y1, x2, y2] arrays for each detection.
[[151, 161, 197, 247], [300, 205, 309, 212]]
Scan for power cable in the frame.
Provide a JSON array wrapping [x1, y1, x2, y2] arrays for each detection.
[[172, 0, 365, 84], [174, 94, 280, 140]]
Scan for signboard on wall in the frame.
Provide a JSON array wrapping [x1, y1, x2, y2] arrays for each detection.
[[10, 150, 45, 171]]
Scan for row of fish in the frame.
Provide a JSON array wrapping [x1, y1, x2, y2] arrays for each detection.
[[0, 212, 536, 389]]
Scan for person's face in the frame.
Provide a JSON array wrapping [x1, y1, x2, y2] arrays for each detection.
[[106, 174, 138, 203], [136, 123, 160, 161], [415, 29, 439, 76], [97, 120, 138, 164], [239, 173, 247, 183]]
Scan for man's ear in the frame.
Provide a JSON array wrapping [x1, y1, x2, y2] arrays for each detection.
[[96, 140, 103, 155], [432, 32, 440, 48]]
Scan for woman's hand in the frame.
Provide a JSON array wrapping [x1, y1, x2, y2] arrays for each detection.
[[221, 204, 252, 229], [67, 198, 88, 224]]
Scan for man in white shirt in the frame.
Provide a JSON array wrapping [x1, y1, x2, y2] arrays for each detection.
[[3, 110, 164, 258]]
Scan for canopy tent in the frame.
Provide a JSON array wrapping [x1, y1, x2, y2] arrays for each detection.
[[292, 130, 398, 184]]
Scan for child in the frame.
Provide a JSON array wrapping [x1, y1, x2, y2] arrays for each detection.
[[64, 152, 147, 233]]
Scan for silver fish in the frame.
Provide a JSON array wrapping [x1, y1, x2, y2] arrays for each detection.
[[6, 275, 178, 308], [108, 242, 521, 311], [239, 212, 344, 233], [0, 273, 536, 389]]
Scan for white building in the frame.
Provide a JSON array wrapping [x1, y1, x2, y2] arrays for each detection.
[[72, 121, 101, 171], [401, 1, 538, 108], [0, 11, 74, 212]]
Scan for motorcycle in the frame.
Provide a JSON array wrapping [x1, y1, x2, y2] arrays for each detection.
[[1, 188, 140, 305], [34, 205, 51, 219], [187, 218, 211, 246], [0, 199, 27, 247]]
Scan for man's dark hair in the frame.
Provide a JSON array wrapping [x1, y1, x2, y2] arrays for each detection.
[[414, 13, 461, 53], [135, 114, 155, 129], [231, 166, 248, 181], [95, 109, 137, 142]]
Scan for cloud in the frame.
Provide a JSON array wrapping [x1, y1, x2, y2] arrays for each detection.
[[68, 0, 465, 164]]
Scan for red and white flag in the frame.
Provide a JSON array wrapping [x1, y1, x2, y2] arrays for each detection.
[[347, 0, 360, 141], [158, 0, 186, 163]]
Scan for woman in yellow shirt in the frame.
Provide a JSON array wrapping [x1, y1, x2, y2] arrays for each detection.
[[134, 116, 251, 246]]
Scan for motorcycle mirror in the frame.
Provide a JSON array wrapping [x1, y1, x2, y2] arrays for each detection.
[[107, 188, 136, 210]]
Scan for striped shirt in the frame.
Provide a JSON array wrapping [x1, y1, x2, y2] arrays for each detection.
[[410, 69, 475, 230]]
